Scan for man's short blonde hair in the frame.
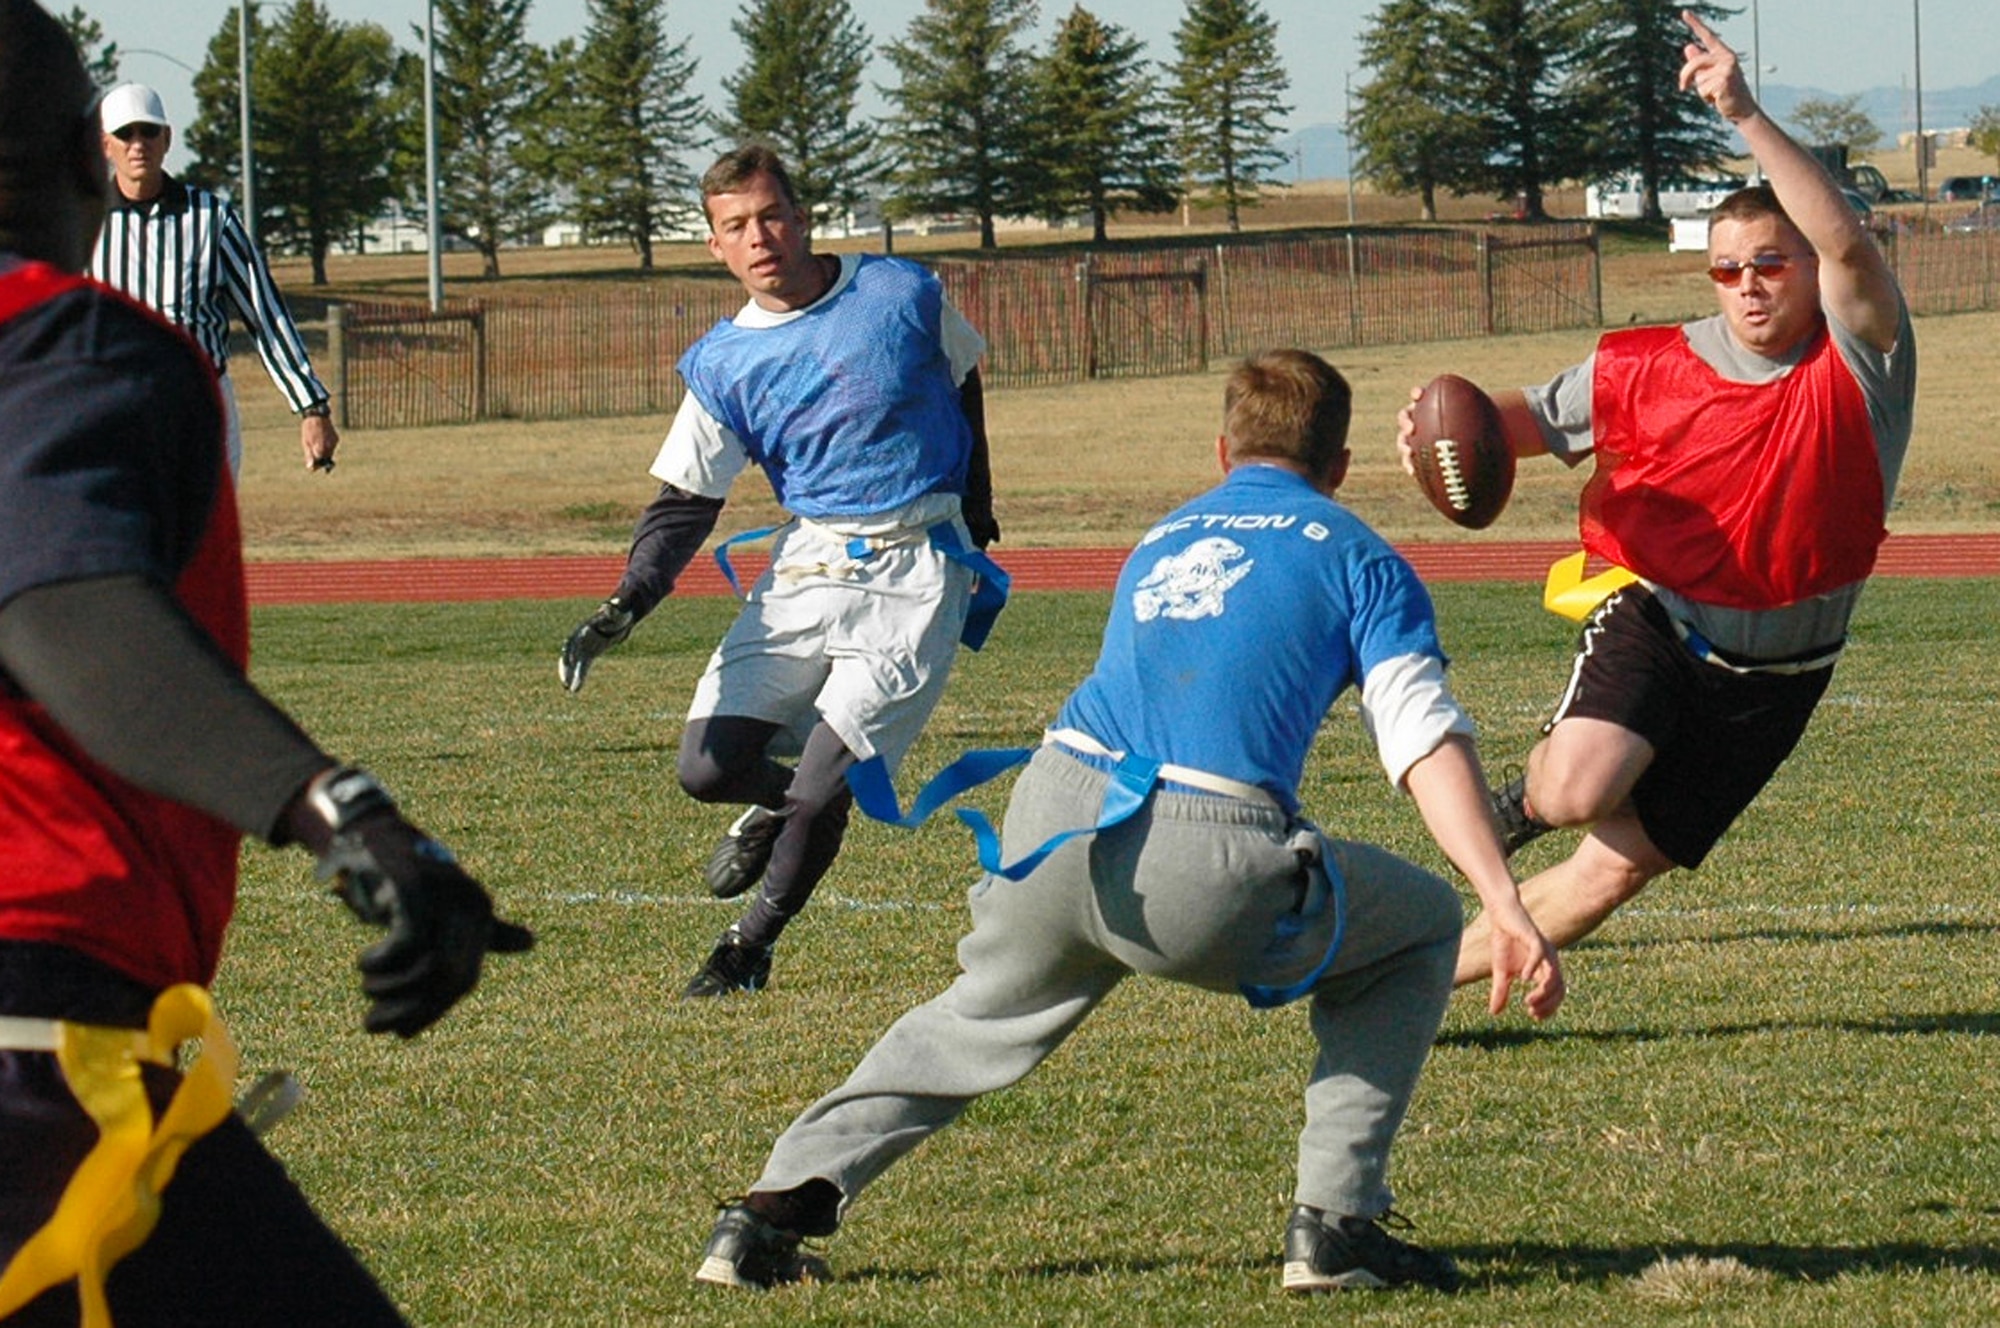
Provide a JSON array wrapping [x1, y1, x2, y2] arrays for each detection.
[[1222, 349, 1352, 480]]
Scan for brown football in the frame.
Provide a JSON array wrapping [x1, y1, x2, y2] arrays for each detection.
[[1409, 373, 1513, 530]]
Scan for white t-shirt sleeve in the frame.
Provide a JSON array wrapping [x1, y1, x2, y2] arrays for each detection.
[[1357, 652, 1478, 789], [649, 391, 751, 498], [941, 300, 986, 385]]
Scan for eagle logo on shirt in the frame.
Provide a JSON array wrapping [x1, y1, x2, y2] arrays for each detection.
[[1132, 537, 1254, 622]]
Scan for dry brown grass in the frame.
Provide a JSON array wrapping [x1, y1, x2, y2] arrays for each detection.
[[238, 193, 2000, 564]]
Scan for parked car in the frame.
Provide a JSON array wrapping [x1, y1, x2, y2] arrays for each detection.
[[1937, 175, 1995, 202], [1944, 201, 2000, 234]]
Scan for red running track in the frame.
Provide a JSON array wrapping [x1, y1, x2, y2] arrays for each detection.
[[245, 533, 2000, 605]]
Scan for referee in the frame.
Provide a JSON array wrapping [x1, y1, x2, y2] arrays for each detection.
[[90, 83, 339, 476]]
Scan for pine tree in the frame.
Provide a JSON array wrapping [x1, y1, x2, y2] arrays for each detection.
[[418, 0, 551, 277], [1432, 0, 1596, 221], [565, 0, 705, 270], [1569, 0, 1734, 220], [1168, 0, 1292, 233], [719, 0, 878, 229], [184, 4, 257, 212], [1027, 5, 1178, 242], [188, 0, 401, 284], [1351, 0, 1471, 222], [880, 0, 1040, 250], [55, 5, 119, 89]]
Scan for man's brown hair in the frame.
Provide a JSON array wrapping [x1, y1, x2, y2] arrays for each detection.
[[1223, 349, 1353, 482], [700, 144, 800, 216], [1709, 183, 1795, 231]]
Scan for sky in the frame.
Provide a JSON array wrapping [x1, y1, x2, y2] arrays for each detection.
[[81, 0, 2000, 177]]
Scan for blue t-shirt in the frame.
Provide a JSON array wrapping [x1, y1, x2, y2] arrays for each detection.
[[1054, 466, 1447, 814], [676, 255, 973, 519]]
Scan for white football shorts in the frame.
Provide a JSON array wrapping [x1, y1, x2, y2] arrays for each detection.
[[687, 513, 974, 773]]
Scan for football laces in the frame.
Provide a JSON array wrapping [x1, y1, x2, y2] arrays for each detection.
[[1434, 438, 1471, 511]]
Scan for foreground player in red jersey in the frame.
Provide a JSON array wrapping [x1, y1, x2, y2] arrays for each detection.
[[0, 4, 531, 1322]]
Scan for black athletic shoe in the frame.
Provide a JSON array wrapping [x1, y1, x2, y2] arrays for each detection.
[[1489, 769, 1553, 857], [682, 926, 774, 998], [1281, 1207, 1462, 1293], [704, 806, 785, 900], [694, 1203, 830, 1290]]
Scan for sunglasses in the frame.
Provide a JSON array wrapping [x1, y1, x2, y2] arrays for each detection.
[[112, 124, 164, 143], [1707, 253, 1795, 286]]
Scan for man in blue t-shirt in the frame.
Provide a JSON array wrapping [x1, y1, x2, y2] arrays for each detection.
[[557, 146, 1000, 1000], [691, 350, 1562, 1297]]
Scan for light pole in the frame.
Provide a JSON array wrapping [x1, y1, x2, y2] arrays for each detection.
[[424, 0, 443, 311], [1751, 0, 1762, 103], [1343, 71, 1356, 227], [1913, 0, 1927, 200], [239, 0, 255, 252]]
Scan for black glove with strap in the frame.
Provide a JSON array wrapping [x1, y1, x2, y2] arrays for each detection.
[[559, 596, 634, 693], [289, 767, 534, 1038]]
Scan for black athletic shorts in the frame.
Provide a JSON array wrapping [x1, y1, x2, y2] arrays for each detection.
[[1543, 586, 1834, 869], [0, 944, 406, 1327]]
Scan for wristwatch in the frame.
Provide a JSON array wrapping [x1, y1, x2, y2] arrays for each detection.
[[304, 766, 395, 833], [302, 401, 332, 419]]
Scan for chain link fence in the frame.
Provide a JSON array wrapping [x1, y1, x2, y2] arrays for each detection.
[[319, 225, 1607, 429], [313, 222, 1999, 431]]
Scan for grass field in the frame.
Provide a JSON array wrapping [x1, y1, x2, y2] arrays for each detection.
[[206, 221, 2000, 1323], [223, 578, 2000, 1327]]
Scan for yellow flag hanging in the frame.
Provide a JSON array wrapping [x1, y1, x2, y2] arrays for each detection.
[[0, 985, 238, 1327], [1542, 549, 1640, 621]]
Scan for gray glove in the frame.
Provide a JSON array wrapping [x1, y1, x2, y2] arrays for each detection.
[[559, 596, 634, 693]]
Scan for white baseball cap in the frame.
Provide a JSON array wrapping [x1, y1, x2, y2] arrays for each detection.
[[100, 84, 171, 135]]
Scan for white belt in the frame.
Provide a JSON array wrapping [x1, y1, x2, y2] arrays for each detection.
[[0, 1015, 157, 1061], [1043, 728, 1279, 809], [774, 517, 939, 582], [1668, 617, 1845, 676]]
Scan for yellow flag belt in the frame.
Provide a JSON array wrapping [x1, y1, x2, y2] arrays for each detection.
[[0, 984, 238, 1327], [1542, 549, 1640, 621]]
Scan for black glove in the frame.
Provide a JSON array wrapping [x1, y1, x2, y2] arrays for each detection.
[[559, 596, 634, 693], [296, 768, 534, 1038], [965, 509, 1001, 550]]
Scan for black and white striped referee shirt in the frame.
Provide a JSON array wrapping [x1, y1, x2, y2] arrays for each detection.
[[89, 174, 329, 414]]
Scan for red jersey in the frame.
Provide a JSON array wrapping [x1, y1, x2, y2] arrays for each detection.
[[0, 260, 245, 988], [1583, 323, 1886, 610]]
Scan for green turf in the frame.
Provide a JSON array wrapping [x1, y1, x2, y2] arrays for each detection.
[[226, 581, 2000, 1326]]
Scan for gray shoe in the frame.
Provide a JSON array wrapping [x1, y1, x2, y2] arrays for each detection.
[[694, 1203, 830, 1290], [1282, 1207, 1461, 1293], [704, 805, 785, 899], [682, 926, 773, 998]]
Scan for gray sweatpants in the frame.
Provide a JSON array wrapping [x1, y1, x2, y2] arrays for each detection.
[[752, 746, 1463, 1220]]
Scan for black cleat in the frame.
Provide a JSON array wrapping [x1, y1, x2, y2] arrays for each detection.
[[682, 926, 773, 998], [1490, 769, 1553, 856], [704, 806, 785, 900], [1282, 1206, 1461, 1293], [694, 1202, 830, 1290]]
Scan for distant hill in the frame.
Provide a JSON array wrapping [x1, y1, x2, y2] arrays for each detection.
[[1759, 75, 2000, 146], [1277, 76, 2000, 183]]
